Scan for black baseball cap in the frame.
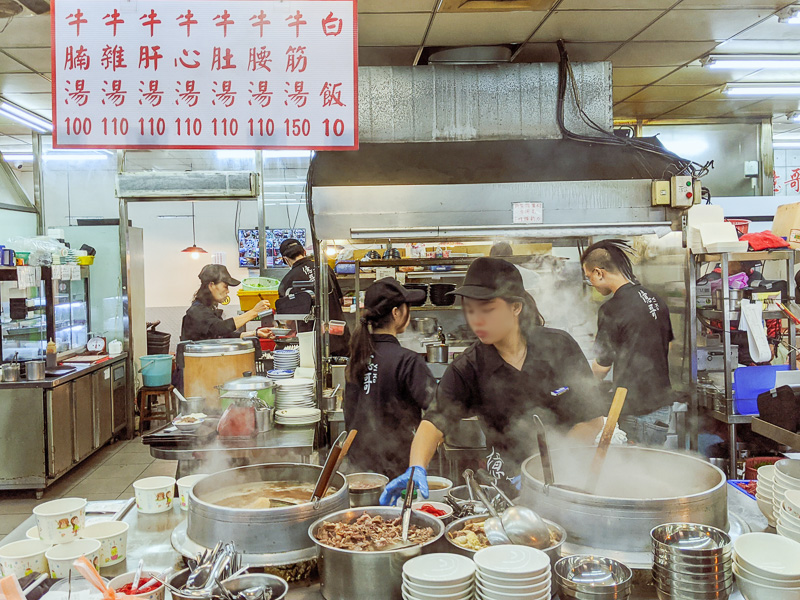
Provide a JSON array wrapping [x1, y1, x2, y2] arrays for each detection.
[[279, 238, 306, 257], [199, 264, 240, 287], [449, 257, 526, 300], [365, 278, 426, 319]]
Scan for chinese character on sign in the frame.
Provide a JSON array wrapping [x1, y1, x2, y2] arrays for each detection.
[[212, 81, 236, 107], [321, 11, 343, 36], [175, 49, 201, 69], [140, 10, 161, 36], [247, 47, 271, 72], [139, 80, 163, 106], [285, 81, 308, 107], [102, 80, 127, 106], [101, 45, 126, 71], [177, 10, 198, 36], [66, 9, 88, 36], [320, 82, 345, 107], [213, 10, 235, 36], [176, 81, 200, 107], [775, 170, 782, 194], [285, 46, 307, 73], [285, 10, 306, 38], [64, 45, 91, 70], [249, 81, 272, 107], [211, 47, 237, 70], [789, 168, 800, 193], [250, 10, 271, 37], [138, 46, 163, 70], [64, 80, 90, 106], [103, 9, 124, 36]]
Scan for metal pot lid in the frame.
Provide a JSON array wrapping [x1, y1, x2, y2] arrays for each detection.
[[221, 373, 275, 390], [184, 338, 255, 354]]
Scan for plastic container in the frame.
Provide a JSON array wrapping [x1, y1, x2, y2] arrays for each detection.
[[733, 364, 790, 415], [745, 456, 783, 480], [138, 354, 173, 387], [726, 218, 751, 235], [328, 320, 346, 336], [241, 277, 280, 291], [238, 289, 280, 311], [76, 256, 94, 265]]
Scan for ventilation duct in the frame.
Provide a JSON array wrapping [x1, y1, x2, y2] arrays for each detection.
[[116, 171, 258, 199], [428, 46, 512, 64]]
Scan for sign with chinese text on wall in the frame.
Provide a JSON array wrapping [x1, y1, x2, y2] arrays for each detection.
[[52, 0, 358, 150]]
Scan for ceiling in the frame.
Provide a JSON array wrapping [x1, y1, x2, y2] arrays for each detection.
[[2, 0, 800, 153]]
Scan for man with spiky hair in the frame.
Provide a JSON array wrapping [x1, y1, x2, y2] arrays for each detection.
[[581, 239, 674, 444]]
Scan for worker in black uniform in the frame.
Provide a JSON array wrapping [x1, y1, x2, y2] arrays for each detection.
[[343, 278, 437, 476], [180, 264, 272, 341], [381, 257, 603, 505], [278, 239, 350, 356], [581, 239, 674, 445]]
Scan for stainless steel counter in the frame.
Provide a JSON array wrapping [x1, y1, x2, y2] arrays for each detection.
[[0, 354, 127, 389], [3, 486, 767, 600]]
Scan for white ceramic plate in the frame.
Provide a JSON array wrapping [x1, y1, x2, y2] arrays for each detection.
[[401, 583, 473, 600], [474, 546, 550, 579], [476, 570, 549, 587], [403, 576, 473, 595], [403, 553, 475, 586], [476, 573, 550, 595]]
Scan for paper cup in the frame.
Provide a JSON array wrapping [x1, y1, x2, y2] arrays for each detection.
[[33, 498, 87, 544], [177, 474, 207, 511], [133, 476, 176, 514], [45, 539, 101, 579], [80, 521, 129, 567], [108, 571, 166, 600], [0, 539, 51, 578], [25, 526, 40, 540]]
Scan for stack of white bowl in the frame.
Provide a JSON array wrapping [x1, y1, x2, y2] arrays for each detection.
[[733, 532, 800, 600], [473, 545, 551, 600], [267, 369, 295, 380], [402, 553, 475, 600], [773, 459, 800, 526], [273, 349, 300, 370], [756, 465, 777, 527], [778, 490, 800, 543]]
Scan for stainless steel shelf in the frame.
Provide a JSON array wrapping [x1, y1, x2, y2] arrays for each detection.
[[410, 305, 461, 311], [707, 410, 753, 425], [697, 308, 786, 320], [751, 418, 800, 448], [693, 251, 797, 263]]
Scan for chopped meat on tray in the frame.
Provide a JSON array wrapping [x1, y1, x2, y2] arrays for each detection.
[[315, 513, 435, 551]]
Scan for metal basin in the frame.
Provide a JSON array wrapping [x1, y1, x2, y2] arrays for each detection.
[[187, 463, 349, 562], [520, 446, 728, 557]]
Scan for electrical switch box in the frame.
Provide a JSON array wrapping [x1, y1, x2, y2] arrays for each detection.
[[652, 180, 671, 206], [671, 176, 696, 209]]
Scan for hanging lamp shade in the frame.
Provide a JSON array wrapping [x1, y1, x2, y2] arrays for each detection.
[[181, 203, 206, 256]]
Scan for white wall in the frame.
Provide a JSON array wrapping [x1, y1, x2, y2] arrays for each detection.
[[0, 209, 37, 246]]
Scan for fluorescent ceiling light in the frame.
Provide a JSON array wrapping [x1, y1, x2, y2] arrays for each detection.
[[262, 180, 306, 186], [2, 153, 34, 162], [704, 55, 800, 69], [0, 102, 52, 132], [43, 152, 109, 161], [775, 142, 800, 148], [724, 83, 800, 96]]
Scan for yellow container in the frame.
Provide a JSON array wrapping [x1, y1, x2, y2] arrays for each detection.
[[77, 256, 94, 265], [237, 289, 280, 311]]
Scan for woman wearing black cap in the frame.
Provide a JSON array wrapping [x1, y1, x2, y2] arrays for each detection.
[[180, 264, 272, 341], [380, 257, 604, 505], [343, 278, 437, 475]]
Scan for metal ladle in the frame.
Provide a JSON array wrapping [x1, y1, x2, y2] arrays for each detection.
[[464, 469, 510, 546]]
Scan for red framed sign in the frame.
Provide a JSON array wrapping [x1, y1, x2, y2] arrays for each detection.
[[52, 0, 358, 150]]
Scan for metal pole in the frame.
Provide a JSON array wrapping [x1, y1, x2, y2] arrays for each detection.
[[117, 150, 134, 440], [31, 133, 45, 234], [257, 150, 267, 277], [687, 252, 698, 452]]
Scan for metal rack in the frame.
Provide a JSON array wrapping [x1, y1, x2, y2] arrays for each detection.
[[688, 250, 798, 476]]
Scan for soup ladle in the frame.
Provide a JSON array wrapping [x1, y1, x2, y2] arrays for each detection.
[[465, 470, 510, 546]]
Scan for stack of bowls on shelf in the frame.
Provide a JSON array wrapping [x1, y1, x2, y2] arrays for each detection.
[[778, 490, 800, 543], [733, 532, 800, 600], [273, 348, 300, 371], [554, 555, 633, 600], [473, 545, 552, 600], [773, 459, 800, 527], [402, 553, 475, 600], [274, 378, 315, 410], [267, 369, 295, 380], [274, 407, 321, 426], [756, 465, 777, 527], [650, 523, 733, 600]]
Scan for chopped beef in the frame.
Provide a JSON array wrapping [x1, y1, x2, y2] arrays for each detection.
[[315, 513, 435, 551]]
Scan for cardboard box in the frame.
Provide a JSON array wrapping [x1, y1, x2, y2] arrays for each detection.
[[772, 202, 800, 248]]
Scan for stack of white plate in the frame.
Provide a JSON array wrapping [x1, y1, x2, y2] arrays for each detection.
[[473, 545, 551, 600], [778, 490, 800, 543], [733, 532, 800, 600], [402, 553, 475, 600], [273, 349, 300, 370], [274, 408, 321, 426], [268, 369, 295, 380], [774, 460, 800, 526], [274, 378, 315, 410], [756, 465, 777, 527]]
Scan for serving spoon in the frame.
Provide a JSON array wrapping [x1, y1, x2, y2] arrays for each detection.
[[465, 469, 510, 546]]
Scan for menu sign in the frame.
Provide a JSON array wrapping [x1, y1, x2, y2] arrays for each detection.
[[52, 0, 358, 150]]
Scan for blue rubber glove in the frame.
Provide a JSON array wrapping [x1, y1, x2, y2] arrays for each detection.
[[379, 466, 429, 506], [510, 475, 522, 491]]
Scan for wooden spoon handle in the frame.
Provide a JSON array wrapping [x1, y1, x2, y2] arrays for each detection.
[[585, 387, 627, 493]]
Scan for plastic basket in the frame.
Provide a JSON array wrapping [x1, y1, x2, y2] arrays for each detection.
[[237, 289, 280, 311], [726, 219, 751, 236], [242, 277, 280, 291], [732, 364, 789, 415]]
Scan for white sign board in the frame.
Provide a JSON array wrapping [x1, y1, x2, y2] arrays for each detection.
[[512, 202, 543, 224], [52, 0, 358, 150]]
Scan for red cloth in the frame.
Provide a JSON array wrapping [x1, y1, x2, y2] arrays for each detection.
[[739, 231, 790, 251]]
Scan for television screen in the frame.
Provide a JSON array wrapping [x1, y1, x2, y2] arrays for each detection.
[[238, 228, 307, 268]]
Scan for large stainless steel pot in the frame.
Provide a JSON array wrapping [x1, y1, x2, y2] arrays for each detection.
[[520, 446, 727, 565], [184, 339, 256, 409], [309, 506, 445, 600], [187, 463, 349, 564]]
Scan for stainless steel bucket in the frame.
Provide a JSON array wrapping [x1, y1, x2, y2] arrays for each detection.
[[426, 344, 449, 364], [25, 360, 46, 381]]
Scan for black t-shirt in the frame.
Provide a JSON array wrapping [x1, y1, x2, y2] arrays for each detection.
[[594, 283, 674, 416], [343, 334, 436, 476], [423, 327, 602, 483], [180, 301, 237, 341], [278, 256, 350, 356]]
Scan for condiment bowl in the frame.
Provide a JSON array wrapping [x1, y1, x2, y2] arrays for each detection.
[[108, 571, 166, 600], [33, 498, 87, 544], [426, 477, 453, 503], [220, 573, 288, 600], [45, 538, 101, 578], [347, 472, 389, 508], [79, 521, 129, 567], [412, 501, 454, 522]]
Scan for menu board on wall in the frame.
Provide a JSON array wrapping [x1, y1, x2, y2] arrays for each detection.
[[52, 0, 358, 150]]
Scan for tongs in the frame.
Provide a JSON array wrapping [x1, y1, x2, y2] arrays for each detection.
[[310, 429, 358, 508]]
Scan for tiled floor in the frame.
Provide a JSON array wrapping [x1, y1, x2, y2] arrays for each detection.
[[0, 438, 176, 541]]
